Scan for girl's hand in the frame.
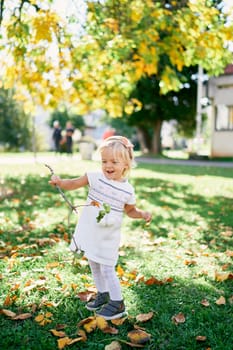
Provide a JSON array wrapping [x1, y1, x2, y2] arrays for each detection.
[[49, 175, 61, 187], [142, 211, 152, 223]]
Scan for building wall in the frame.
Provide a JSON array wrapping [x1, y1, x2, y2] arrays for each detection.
[[208, 71, 233, 157]]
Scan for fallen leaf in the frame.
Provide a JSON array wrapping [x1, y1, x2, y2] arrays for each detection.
[[145, 276, 164, 285], [184, 259, 197, 266], [127, 329, 151, 345], [3, 295, 13, 306], [35, 314, 44, 323], [103, 326, 119, 334], [78, 316, 97, 333], [77, 291, 95, 302], [172, 312, 186, 324], [46, 262, 61, 269], [136, 311, 154, 322], [105, 341, 122, 350], [200, 299, 210, 307], [96, 316, 108, 330], [0, 309, 17, 318], [215, 296, 226, 305], [50, 329, 66, 337], [77, 329, 87, 341], [116, 265, 125, 277], [196, 335, 207, 342], [111, 317, 127, 326], [226, 250, 233, 257], [12, 313, 32, 320], [57, 337, 72, 350], [215, 271, 231, 282]]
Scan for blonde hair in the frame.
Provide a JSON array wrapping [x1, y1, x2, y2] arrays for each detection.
[[99, 136, 135, 177]]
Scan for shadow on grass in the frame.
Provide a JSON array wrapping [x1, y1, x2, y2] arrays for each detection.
[[0, 171, 232, 349], [1, 172, 232, 253]]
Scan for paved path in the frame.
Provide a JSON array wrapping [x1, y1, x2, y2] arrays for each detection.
[[0, 154, 233, 168]]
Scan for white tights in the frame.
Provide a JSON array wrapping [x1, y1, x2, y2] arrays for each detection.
[[88, 259, 122, 301]]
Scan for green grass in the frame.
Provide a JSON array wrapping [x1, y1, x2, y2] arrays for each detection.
[[0, 153, 233, 350]]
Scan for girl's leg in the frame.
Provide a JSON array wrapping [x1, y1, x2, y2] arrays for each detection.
[[88, 259, 107, 292], [100, 264, 122, 301]]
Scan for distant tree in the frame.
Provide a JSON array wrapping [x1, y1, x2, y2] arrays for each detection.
[[0, 0, 232, 153], [0, 88, 32, 150], [127, 66, 197, 152]]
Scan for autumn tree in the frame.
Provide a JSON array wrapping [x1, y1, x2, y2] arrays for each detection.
[[0, 88, 32, 150], [0, 0, 232, 153], [126, 66, 197, 153]]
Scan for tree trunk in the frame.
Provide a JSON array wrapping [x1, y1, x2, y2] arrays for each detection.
[[151, 119, 162, 154], [136, 127, 150, 153]]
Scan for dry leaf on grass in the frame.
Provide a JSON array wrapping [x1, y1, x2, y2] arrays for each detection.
[[200, 299, 210, 307], [136, 311, 154, 323], [196, 335, 207, 342], [172, 312, 186, 324], [0, 309, 32, 320], [105, 340, 122, 350], [215, 296, 226, 305], [127, 329, 151, 345], [215, 271, 232, 282], [50, 329, 66, 337], [0, 309, 17, 318], [111, 317, 127, 325]]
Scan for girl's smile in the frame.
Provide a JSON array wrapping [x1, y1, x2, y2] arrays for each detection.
[[101, 148, 127, 181]]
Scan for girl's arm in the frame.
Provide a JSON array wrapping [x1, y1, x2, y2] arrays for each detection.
[[124, 204, 152, 223], [49, 174, 89, 191]]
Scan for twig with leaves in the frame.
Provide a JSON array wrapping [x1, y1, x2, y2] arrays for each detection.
[[45, 164, 111, 223]]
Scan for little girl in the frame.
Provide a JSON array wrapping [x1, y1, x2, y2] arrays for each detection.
[[49, 136, 152, 320]]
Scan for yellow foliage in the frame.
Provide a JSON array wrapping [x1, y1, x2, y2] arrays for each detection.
[[130, 1, 144, 22], [104, 18, 119, 33], [32, 10, 61, 43]]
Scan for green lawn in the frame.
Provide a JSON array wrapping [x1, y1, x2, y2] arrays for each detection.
[[0, 153, 232, 350]]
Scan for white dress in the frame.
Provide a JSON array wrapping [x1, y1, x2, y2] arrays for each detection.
[[69, 172, 136, 266]]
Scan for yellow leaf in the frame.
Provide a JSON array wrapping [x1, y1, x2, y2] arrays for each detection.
[[50, 329, 66, 337], [127, 329, 151, 345], [215, 271, 231, 282], [57, 337, 72, 350], [96, 316, 108, 330], [3, 295, 12, 306], [116, 265, 125, 277], [46, 262, 60, 269], [35, 314, 44, 323], [83, 318, 97, 333], [78, 317, 97, 333], [77, 329, 87, 341]]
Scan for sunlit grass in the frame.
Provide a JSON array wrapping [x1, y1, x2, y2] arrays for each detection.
[[0, 153, 233, 349]]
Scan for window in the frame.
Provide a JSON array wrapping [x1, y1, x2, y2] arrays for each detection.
[[215, 105, 233, 131]]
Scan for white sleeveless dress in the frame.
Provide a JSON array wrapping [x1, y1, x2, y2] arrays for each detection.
[[69, 171, 135, 266]]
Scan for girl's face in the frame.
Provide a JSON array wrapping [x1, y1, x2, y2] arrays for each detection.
[[101, 147, 127, 181]]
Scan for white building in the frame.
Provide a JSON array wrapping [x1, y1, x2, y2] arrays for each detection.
[[207, 64, 233, 157]]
